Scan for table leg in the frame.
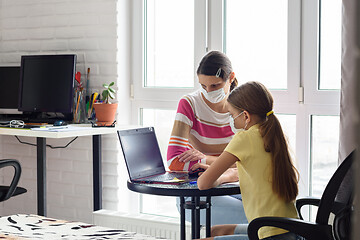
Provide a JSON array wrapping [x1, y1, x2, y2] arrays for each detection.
[[206, 196, 211, 237], [180, 197, 186, 240], [191, 197, 196, 238], [36, 137, 46, 216], [93, 135, 102, 211], [195, 196, 201, 239]]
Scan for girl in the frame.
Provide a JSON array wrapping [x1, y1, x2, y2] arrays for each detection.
[[167, 51, 247, 226], [196, 81, 302, 240]]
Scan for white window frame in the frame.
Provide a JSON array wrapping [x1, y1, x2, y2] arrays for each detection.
[[300, 0, 340, 197], [129, 0, 341, 214]]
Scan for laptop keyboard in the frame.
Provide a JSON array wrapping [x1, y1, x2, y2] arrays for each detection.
[[143, 172, 187, 181]]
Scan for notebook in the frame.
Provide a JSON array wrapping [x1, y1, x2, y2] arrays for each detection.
[[118, 127, 188, 184]]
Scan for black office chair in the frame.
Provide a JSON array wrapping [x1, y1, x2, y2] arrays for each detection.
[[0, 159, 27, 202], [248, 150, 354, 240]]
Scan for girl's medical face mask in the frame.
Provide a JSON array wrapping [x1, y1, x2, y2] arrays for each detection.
[[229, 111, 247, 133], [200, 87, 227, 104]]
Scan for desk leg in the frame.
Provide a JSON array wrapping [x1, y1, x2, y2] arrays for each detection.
[[180, 197, 186, 240], [37, 137, 46, 216], [93, 135, 102, 211], [206, 196, 211, 237]]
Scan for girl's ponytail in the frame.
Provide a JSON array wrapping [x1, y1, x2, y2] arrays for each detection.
[[260, 113, 299, 202]]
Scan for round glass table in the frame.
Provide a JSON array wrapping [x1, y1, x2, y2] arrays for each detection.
[[127, 180, 241, 240]]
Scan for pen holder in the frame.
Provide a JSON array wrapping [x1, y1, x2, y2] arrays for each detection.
[[73, 88, 86, 123]]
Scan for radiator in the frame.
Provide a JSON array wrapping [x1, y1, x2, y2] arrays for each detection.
[[93, 209, 204, 240]]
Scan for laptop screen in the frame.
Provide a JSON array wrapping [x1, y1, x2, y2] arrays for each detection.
[[118, 127, 166, 180]]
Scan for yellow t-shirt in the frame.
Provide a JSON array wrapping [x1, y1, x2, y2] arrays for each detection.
[[224, 124, 298, 239]]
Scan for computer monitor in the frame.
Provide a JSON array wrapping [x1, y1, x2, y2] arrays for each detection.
[[19, 54, 76, 122], [0, 66, 22, 115]]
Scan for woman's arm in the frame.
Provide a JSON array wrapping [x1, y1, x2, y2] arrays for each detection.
[[182, 154, 236, 168], [197, 151, 239, 190], [167, 121, 194, 171]]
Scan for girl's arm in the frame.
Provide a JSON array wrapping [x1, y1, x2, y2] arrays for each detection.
[[197, 151, 239, 190]]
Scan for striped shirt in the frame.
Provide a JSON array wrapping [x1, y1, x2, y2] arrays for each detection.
[[167, 90, 234, 171]]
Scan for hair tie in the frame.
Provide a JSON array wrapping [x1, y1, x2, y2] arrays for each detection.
[[266, 110, 274, 116]]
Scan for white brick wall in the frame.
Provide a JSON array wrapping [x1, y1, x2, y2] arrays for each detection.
[[0, 0, 132, 223]]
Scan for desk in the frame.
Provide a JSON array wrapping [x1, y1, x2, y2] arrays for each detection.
[[0, 125, 117, 216], [127, 180, 240, 240]]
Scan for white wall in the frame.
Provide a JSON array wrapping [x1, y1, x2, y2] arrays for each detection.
[[0, 0, 131, 223]]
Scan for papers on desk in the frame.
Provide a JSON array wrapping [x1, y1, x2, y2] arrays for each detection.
[[31, 125, 93, 132]]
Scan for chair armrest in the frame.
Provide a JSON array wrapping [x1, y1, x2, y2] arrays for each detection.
[[0, 159, 22, 201], [248, 216, 333, 240], [296, 197, 347, 220], [296, 197, 321, 219]]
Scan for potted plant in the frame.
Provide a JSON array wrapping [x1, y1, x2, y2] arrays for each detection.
[[93, 82, 118, 125]]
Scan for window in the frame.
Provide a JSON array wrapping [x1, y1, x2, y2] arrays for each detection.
[[131, 0, 205, 218], [225, 0, 288, 89], [141, 109, 178, 217], [309, 115, 340, 220], [311, 115, 340, 197], [145, 0, 195, 88], [128, 0, 341, 219], [318, 0, 342, 90]]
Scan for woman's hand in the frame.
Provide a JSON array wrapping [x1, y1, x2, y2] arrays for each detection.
[[179, 149, 206, 163]]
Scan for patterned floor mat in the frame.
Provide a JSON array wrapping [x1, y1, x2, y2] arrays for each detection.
[[0, 214, 163, 240]]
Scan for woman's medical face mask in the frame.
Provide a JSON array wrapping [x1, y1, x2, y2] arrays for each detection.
[[200, 87, 227, 104], [229, 111, 247, 133]]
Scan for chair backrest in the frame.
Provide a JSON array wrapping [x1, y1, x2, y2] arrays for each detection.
[[0, 159, 22, 202], [333, 204, 353, 240], [316, 151, 354, 226]]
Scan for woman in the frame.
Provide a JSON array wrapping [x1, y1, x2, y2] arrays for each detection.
[[167, 51, 247, 226]]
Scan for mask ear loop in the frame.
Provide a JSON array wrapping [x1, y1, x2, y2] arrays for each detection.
[[244, 121, 249, 130], [215, 68, 222, 78]]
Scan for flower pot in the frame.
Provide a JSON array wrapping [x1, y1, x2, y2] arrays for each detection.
[[93, 103, 118, 125]]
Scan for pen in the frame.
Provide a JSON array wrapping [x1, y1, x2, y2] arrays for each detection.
[[75, 90, 81, 119], [86, 68, 90, 97], [85, 68, 91, 113], [189, 181, 197, 185]]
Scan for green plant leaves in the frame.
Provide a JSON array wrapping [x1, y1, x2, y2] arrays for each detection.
[[101, 82, 116, 103]]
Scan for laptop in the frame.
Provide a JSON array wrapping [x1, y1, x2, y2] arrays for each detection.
[[118, 127, 188, 184]]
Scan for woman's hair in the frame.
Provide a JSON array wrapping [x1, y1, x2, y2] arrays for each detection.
[[197, 51, 238, 91], [227, 81, 299, 202]]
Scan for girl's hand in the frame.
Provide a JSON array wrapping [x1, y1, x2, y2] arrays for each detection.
[[190, 163, 209, 177], [178, 149, 206, 163], [218, 168, 239, 184], [197, 152, 239, 190], [190, 162, 209, 171]]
